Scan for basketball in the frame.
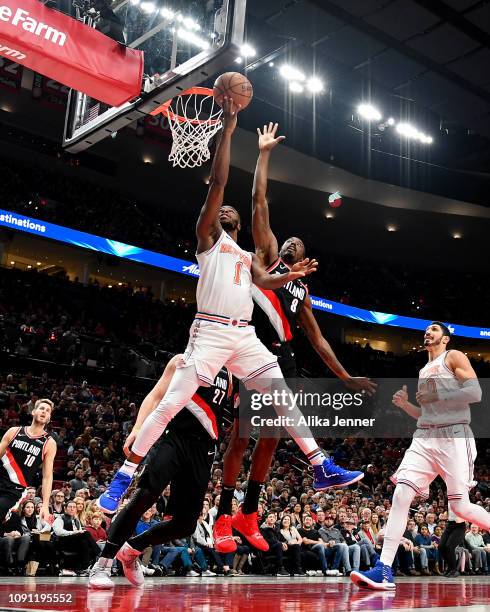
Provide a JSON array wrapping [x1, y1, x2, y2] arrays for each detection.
[[213, 72, 253, 110]]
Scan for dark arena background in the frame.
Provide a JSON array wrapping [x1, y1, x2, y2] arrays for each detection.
[[0, 0, 489, 611]]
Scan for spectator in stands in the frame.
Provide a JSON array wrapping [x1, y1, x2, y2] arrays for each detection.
[[278, 515, 305, 576], [70, 467, 87, 493], [319, 515, 355, 576], [370, 512, 380, 536], [344, 517, 375, 568], [465, 524, 488, 574], [85, 513, 108, 552], [258, 512, 289, 576], [73, 496, 88, 526], [290, 503, 303, 528], [414, 524, 437, 575], [20, 500, 55, 576], [53, 499, 99, 576], [49, 491, 65, 518], [297, 514, 339, 576], [0, 509, 31, 574]]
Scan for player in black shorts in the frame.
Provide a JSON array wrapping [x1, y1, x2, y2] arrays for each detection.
[[89, 354, 234, 589], [213, 122, 377, 553], [0, 398, 56, 523]]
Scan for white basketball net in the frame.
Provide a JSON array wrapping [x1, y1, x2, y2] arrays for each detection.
[[164, 91, 223, 168]]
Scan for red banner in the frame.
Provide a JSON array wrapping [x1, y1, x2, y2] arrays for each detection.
[[0, 0, 143, 106]]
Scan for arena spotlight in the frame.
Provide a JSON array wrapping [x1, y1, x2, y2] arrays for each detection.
[[130, 0, 140, 5], [140, 1, 155, 13], [160, 7, 174, 18], [240, 43, 256, 58], [452, 232, 462, 239], [177, 28, 210, 49], [289, 81, 304, 93], [387, 117, 395, 126], [357, 104, 382, 122], [387, 225, 397, 232], [306, 77, 324, 93], [396, 123, 433, 144], [280, 64, 306, 82]]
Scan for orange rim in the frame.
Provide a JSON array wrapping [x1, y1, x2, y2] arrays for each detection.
[[150, 86, 222, 124]]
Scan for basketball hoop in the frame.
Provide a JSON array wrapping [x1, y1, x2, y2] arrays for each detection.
[[152, 87, 223, 169]]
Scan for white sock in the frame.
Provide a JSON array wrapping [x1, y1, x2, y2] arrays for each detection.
[[380, 483, 415, 567], [120, 460, 138, 477], [306, 448, 328, 466]]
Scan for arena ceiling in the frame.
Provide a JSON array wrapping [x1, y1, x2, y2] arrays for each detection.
[[239, 0, 490, 206]]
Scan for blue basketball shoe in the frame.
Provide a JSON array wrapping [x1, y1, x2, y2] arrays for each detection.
[[96, 470, 132, 514], [312, 458, 364, 490], [350, 560, 396, 590]]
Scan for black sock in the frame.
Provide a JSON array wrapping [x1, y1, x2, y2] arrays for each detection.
[[217, 486, 234, 518], [99, 540, 120, 560], [242, 480, 262, 515]]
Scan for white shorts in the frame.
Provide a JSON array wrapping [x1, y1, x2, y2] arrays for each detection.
[[390, 424, 477, 500], [180, 319, 279, 387]]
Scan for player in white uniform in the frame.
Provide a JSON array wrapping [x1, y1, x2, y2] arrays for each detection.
[[351, 321, 488, 590], [98, 98, 364, 514]]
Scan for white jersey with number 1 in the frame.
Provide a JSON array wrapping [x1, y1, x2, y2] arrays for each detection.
[[196, 230, 254, 321]]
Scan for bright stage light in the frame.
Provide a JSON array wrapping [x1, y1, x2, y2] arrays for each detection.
[[240, 43, 256, 57], [280, 65, 306, 82], [177, 28, 210, 49], [289, 81, 304, 93], [357, 104, 382, 121], [140, 1, 155, 13], [306, 77, 324, 93]]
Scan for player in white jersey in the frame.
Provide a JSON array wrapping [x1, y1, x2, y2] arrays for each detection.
[[351, 321, 489, 590], [98, 98, 364, 514]]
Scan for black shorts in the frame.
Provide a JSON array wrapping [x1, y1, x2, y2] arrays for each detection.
[[0, 476, 24, 522], [139, 428, 216, 519], [271, 342, 297, 378]]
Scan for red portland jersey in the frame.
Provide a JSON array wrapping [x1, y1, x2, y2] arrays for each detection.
[[252, 258, 308, 342]]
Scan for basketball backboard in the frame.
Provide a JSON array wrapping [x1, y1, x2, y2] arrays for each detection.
[[63, 0, 246, 152]]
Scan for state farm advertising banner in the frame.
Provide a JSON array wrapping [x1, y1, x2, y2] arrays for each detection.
[[0, 0, 143, 106]]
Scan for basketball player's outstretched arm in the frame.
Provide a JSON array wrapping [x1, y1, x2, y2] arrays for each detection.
[[196, 97, 240, 254], [40, 438, 57, 521], [251, 254, 318, 289], [123, 355, 180, 456], [297, 296, 377, 395], [252, 123, 285, 266]]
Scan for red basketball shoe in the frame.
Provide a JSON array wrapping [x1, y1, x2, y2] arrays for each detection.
[[232, 510, 269, 551], [213, 514, 237, 553]]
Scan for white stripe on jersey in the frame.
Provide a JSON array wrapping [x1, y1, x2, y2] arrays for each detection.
[[196, 231, 253, 321]]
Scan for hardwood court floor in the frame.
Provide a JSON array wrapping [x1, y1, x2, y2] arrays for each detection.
[[0, 575, 488, 611]]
